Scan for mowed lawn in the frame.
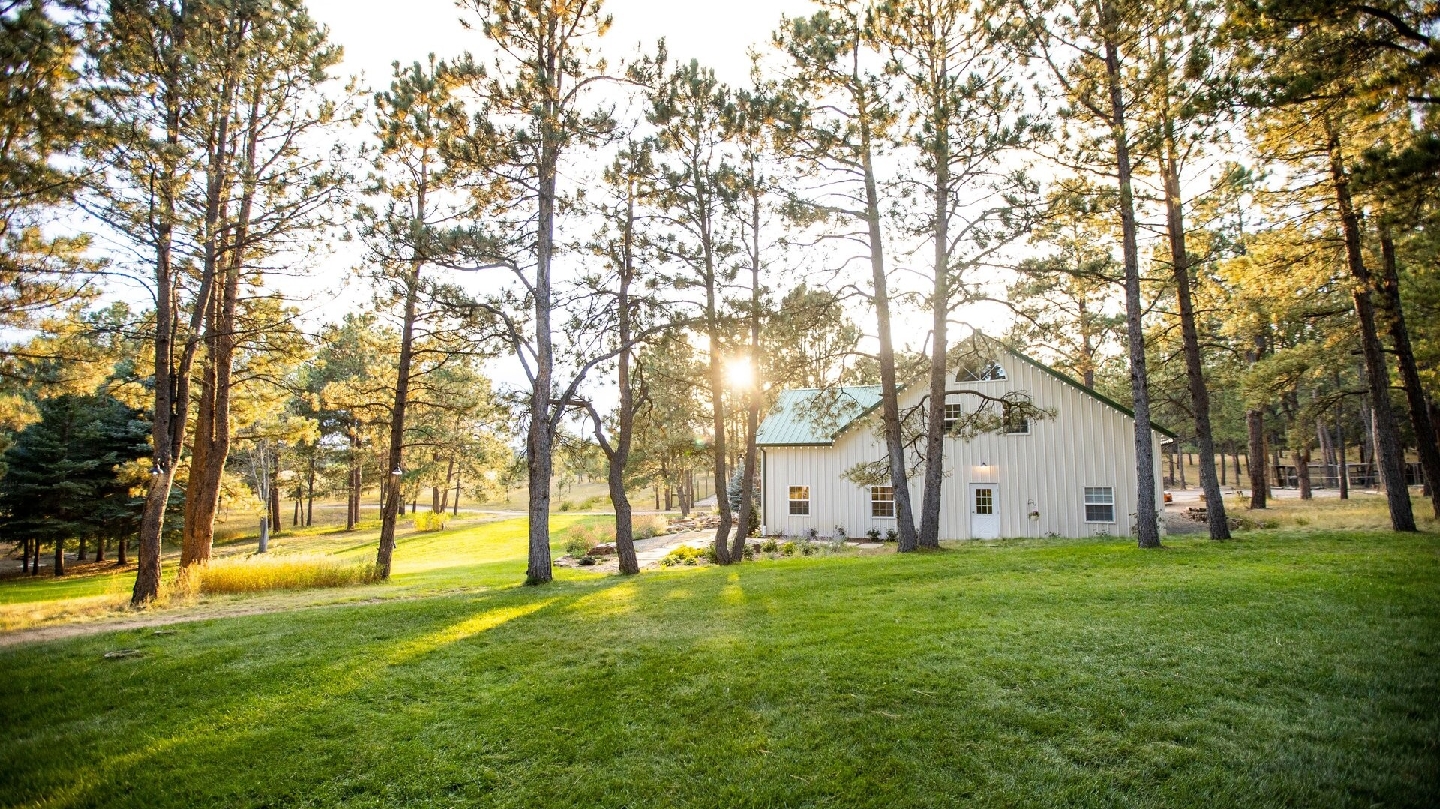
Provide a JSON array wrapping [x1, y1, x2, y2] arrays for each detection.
[[1, 525, 1438, 808]]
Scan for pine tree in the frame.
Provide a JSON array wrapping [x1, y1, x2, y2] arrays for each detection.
[[180, 0, 349, 569], [358, 57, 474, 579], [0, 394, 150, 575], [0, 0, 96, 340], [581, 141, 662, 575], [644, 58, 743, 563], [774, 1, 919, 550], [880, 0, 1045, 549], [1016, 0, 1165, 547], [1233, 0, 1428, 529], [454, 0, 617, 585]]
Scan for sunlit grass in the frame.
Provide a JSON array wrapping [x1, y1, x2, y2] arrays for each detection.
[[0, 514, 597, 632], [1229, 490, 1438, 532], [0, 528, 1435, 807]]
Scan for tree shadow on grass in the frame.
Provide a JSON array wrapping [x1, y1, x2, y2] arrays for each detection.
[[0, 575, 629, 808]]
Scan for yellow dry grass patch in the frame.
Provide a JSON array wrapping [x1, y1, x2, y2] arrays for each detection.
[[192, 554, 381, 595], [0, 593, 128, 633]]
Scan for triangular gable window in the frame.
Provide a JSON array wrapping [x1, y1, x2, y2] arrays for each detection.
[[955, 359, 1006, 382]]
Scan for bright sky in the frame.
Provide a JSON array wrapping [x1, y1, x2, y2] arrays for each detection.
[[296, 0, 831, 402], [306, 0, 817, 89], [286, 0, 1025, 406]]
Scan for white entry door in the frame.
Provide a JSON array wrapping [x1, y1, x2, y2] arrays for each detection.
[[969, 484, 999, 539]]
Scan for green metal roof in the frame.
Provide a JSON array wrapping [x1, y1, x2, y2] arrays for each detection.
[[756, 386, 883, 446]]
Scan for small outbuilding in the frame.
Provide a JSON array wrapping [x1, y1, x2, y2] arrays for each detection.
[[757, 333, 1171, 540]]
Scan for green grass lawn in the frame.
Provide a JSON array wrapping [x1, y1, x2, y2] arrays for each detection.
[[0, 513, 608, 631], [1, 523, 1437, 808]]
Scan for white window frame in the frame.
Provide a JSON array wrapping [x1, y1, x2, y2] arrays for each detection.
[[1084, 486, 1115, 523], [1002, 401, 1030, 435], [943, 402, 964, 431], [788, 486, 810, 516], [870, 485, 895, 518]]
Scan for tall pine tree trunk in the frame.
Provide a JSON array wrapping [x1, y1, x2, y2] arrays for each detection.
[[181, 255, 239, 566], [918, 116, 950, 550], [1160, 122, 1229, 537], [1101, 5, 1161, 548], [1376, 219, 1440, 519], [706, 279, 733, 564], [733, 172, 764, 563], [178, 12, 257, 571], [1324, 120, 1415, 531], [599, 169, 641, 576], [377, 233, 424, 578], [526, 132, 558, 585], [859, 86, 918, 552], [133, 18, 190, 606]]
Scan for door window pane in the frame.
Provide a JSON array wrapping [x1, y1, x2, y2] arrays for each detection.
[[973, 487, 993, 515]]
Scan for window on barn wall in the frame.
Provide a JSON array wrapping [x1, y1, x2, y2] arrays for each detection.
[[955, 359, 1006, 382], [789, 486, 810, 515], [943, 402, 963, 431], [1084, 487, 1115, 522], [1002, 401, 1030, 434], [870, 485, 895, 518]]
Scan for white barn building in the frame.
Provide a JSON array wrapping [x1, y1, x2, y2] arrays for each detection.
[[757, 334, 1171, 540]]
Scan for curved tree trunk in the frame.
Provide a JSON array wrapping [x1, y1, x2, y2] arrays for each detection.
[[707, 307, 733, 563], [732, 171, 764, 563], [133, 16, 189, 606]]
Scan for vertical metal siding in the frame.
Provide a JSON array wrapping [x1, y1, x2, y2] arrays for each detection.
[[761, 356, 1165, 541]]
